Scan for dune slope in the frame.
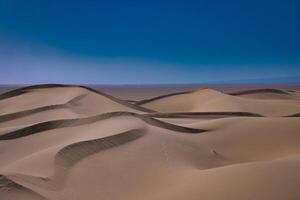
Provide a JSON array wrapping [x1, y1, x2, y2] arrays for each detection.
[[137, 88, 300, 116]]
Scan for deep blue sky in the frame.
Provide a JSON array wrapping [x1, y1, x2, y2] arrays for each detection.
[[0, 0, 299, 84]]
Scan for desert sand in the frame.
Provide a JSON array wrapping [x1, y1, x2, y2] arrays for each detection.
[[0, 84, 300, 200]]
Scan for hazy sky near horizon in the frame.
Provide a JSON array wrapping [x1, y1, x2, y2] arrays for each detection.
[[0, 0, 299, 84]]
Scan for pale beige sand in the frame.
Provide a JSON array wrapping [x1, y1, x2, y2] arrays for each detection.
[[137, 88, 300, 116], [0, 84, 300, 200]]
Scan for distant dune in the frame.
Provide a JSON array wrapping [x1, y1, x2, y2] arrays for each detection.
[[137, 88, 300, 116], [0, 84, 300, 200]]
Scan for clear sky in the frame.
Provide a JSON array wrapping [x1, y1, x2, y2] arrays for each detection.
[[0, 0, 299, 84]]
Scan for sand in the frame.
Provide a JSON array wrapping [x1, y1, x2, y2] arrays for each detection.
[[0, 84, 300, 200]]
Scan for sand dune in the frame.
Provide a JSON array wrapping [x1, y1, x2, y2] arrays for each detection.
[[1, 84, 300, 200], [0, 84, 152, 115], [0, 112, 204, 140], [137, 88, 300, 116], [229, 88, 300, 100]]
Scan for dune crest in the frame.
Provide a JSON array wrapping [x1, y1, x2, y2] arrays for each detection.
[[1, 84, 300, 200], [137, 88, 300, 116]]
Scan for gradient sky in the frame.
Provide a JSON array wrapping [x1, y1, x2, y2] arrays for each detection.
[[0, 0, 299, 84]]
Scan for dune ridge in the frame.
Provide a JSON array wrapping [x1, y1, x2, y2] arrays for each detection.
[[0, 105, 67, 123], [229, 88, 293, 95], [135, 88, 298, 105], [136, 88, 300, 116], [135, 91, 191, 105], [0, 111, 205, 140], [145, 111, 264, 118], [0, 84, 154, 115], [1, 84, 300, 200]]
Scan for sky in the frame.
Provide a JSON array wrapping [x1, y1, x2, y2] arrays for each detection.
[[0, 0, 299, 84]]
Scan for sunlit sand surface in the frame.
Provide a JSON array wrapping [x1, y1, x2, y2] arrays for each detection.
[[0, 84, 300, 200]]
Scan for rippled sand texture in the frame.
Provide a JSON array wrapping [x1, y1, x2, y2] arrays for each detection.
[[1, 84, 300, 200]]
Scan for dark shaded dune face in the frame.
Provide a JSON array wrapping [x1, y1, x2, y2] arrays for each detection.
[[1, 84, 300, 200], [0, 90, 29, 101], [285, 112, 300, 117], [0, 175, 22, 191], [229, 88, 291, 96], [0, 175, 46, 200], [56, 129, 145, 168], [228, 88, 300, 100], [145, 112, 264, 118]]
